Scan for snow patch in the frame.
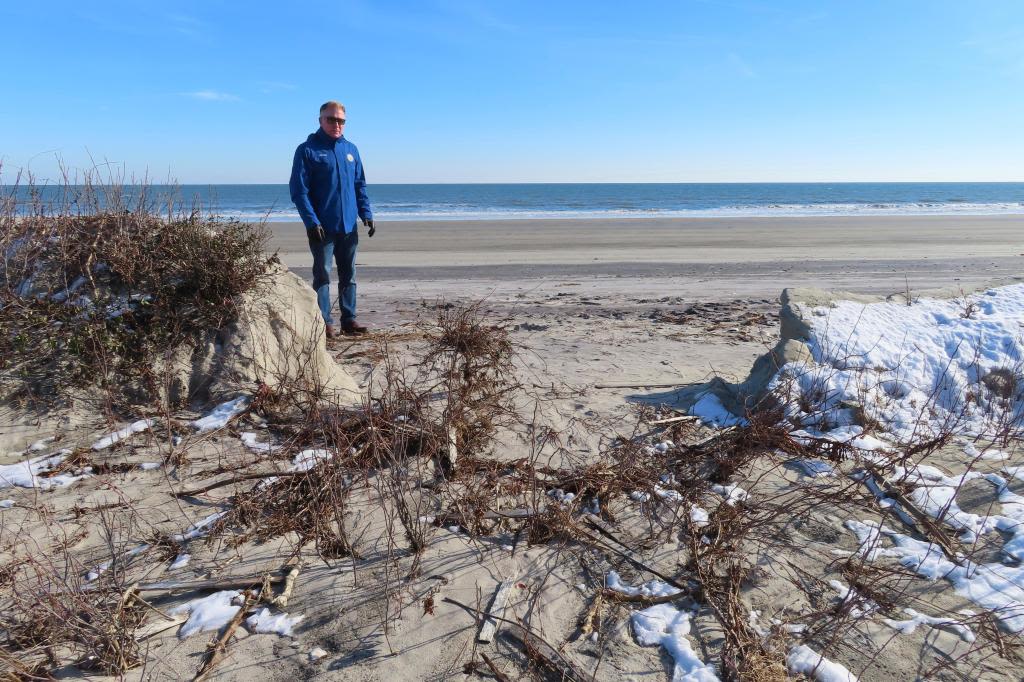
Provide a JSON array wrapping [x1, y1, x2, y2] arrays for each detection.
[[290, 449, 331, 472], [191, 396, 249, 432], [170, 590, 241, 638], [631, 604, 721, 681], [607, 573, 717, 681], [711, 483, 748, 506], [173, 512, 226, 542], [827, 579, 877, 619], [689, 505, 710, 528], [170, 554, 191, 570], [91, 419, 153, 450], [246, 607, 304, 636], [793, 458, 835, 478], [690, 392, 747, 428], [787, 644, 858, 682], [881, 607, 975, 642], [844, 519, 900, 562], [28, 437, 56, 451], [772, 285, 1024, 442], [607, 571, 683, 599], [844, 519, 1024, 633], [240, 431, 278, 453], [547, 488, 576, 506], [0, 452, 89, 489]]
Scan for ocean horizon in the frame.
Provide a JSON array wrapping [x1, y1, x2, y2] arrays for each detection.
[[6, 182, 1024, 221]]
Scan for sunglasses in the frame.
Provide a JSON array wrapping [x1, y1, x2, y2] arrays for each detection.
[[322, 116, 346, 125]]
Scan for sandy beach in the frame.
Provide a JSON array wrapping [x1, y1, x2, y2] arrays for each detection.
[[270, 215, 1024, 301], [269, 213, 1024, 408]]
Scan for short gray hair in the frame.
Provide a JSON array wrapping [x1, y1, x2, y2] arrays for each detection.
[[319, 100, 346, 114]]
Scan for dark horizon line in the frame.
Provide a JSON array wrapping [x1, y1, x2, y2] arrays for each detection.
[[6, 180, 1024, 187]]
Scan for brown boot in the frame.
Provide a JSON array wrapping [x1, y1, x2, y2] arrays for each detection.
[[341, 319, 368, 335], [324, 324, 339, 339]]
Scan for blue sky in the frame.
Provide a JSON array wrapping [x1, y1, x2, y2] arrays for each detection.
[[2, 0, 1023, 183]]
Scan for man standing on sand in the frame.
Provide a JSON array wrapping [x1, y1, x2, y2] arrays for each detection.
[[290, 100, 375, 337]]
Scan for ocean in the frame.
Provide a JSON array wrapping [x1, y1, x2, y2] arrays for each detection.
[[7, 183, 1024, 221]]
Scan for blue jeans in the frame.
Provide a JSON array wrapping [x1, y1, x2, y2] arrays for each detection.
[[308, 228, 358, 325]]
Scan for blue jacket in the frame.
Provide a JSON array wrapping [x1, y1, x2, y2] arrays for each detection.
[[289, 129, 372, 234]]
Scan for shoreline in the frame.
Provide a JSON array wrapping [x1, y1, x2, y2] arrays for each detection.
[[243, 208, 1024, 222], [267, 215, 1024, 299], [267, 214, 1024, 265]]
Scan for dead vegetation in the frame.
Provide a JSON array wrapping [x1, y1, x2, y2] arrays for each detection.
[[0, 173, 274, 407], [1, 518, 149, 677], [148, 308, 1021, 680]]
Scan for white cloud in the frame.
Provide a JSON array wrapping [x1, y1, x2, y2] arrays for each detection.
[[183, 90, 239, 102]]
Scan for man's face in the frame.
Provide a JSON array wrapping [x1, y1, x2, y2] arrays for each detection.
[[319, 106, 346, 139]]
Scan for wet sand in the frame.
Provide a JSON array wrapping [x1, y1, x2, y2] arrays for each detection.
[[267, 215, 1024, 300]]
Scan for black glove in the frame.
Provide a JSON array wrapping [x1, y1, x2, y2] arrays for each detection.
[[307, 225, 326, 242], [363, 218, 375, 238]]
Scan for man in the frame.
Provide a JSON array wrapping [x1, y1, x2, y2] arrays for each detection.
[[290, 100, 375, 337]]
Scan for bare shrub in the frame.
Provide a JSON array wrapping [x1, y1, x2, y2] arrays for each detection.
[[0, 175, 273, 407], [1, 537, 146, 675]]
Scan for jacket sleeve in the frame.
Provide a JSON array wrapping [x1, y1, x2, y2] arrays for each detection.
[[289, 145, 319, 229], [353, 148, 372, 221]]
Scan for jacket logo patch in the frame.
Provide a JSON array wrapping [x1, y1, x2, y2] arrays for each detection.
[[346, 153, 355, 162]]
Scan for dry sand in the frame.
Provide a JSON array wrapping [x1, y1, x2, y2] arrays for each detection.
[[274, 214, 1023, 396]]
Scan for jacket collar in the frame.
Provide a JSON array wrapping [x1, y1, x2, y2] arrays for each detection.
[[315, 128, 344, 146]]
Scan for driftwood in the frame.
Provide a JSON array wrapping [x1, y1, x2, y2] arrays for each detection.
[[173, 471, 303, 498], [193, 589, 256, 681], [598, 588, 685, 605], [270, 561, 303, 608], [478, 579, 515, 643], [488, 508, 535, 520], [139, 573, 286, 594], [861, 473, 919, 530], [648, 415, 700, 426], [136, 613, 188, 640], [580, 592, 604, 636]]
